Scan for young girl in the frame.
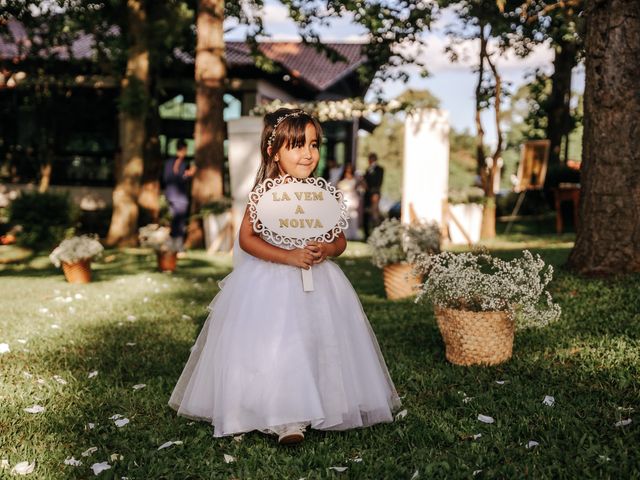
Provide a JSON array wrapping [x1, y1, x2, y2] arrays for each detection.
[[169, 108, 401, 445]]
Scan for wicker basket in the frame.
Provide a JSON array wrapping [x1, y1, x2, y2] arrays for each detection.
[[434, 306, 515, 366], [62, 259, 92, 284], [157, 251, 177, 272], [382, 263, 422, 300]]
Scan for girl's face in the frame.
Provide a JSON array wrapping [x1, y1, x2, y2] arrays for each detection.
[[274, 123, 320, 179]]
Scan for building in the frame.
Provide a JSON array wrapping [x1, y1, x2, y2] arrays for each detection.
[[0, 19, 375, 193]]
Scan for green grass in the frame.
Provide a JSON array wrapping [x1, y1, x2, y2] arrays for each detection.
[[1, 235, 639, 479]]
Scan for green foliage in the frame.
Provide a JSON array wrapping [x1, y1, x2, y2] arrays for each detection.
[[8, 191, 77, 250]]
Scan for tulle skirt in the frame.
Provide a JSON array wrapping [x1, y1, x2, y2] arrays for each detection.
[[169, 242, 401, 437]]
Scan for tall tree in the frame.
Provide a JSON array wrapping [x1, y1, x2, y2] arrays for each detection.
[[185, 0, 227, 248], [441, 0, 514, 239], [106, 0, 149, 246], [567, 0, 640, 274]]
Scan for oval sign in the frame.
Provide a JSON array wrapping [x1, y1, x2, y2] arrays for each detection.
[[249, 176, 348, 248]]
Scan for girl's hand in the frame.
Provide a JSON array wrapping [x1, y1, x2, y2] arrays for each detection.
[[306, 241, 330, 264], [287, 248, 315, 269]]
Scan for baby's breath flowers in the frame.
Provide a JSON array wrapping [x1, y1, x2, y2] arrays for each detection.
[[367, 218, 441, 269], [49, 235, 104, 267], [138, 224, 174, 252], [414, 250, 561, 329]]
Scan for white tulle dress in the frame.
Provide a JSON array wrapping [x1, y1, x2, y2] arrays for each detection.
[[169, 234, 401, 437]]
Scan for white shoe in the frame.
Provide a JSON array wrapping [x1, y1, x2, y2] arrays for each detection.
[[277, 425, 305, 445]]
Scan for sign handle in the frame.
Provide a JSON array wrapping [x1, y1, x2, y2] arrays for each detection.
[[301, 267, 314, 292]]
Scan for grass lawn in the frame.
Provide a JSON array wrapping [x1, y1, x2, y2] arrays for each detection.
[[0, 233, 638, 479]]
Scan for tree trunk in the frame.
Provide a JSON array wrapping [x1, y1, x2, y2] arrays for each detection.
[[567, 0, 640, 275], [106, 0, 149, 247], [185, 0, 226, 248], [138, 89, 162, 223], [546, 38, 578, 166]]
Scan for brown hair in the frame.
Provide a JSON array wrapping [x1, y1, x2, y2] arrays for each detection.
[[253, 108, 323, 187]]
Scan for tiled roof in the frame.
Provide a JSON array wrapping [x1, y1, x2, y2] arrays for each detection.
[[225, 41, 366, 91], [1, 19, 366, 92]]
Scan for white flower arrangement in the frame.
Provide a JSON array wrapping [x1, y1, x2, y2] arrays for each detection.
[[367, 218, 441, 269], [250, 97, 436, 122], [49, 235, 104, 267], [138, 224, 174, 252], [414, 250, 561, 329]]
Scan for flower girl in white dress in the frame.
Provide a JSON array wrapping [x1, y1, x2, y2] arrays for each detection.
[[169, 108, 401, 445]]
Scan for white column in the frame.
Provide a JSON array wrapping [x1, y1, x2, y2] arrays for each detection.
[[402, 108, 450, 225], [227, 116, 264, 236]]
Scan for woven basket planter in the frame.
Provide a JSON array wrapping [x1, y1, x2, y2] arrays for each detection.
[[62, 259, 92, 284], [157, 251, 177, 272], [435, 306, 515, 366], [382, 263, 422, 300]]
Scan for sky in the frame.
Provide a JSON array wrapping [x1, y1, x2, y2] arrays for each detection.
[[224, 1, 585, 148]]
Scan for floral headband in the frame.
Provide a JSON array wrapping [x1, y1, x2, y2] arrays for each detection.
[[266, 110, 306, 150]]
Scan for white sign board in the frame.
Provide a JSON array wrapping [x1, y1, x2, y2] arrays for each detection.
[[248, 175, 348, 291]]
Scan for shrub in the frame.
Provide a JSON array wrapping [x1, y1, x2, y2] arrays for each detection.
[[8, 190, 77, 250]]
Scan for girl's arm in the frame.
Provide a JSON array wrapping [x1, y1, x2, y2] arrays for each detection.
[[238, 206, 315, 269]]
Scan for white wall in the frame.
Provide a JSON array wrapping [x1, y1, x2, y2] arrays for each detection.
[[402, 108, 450, 226], [227, 116, 264, 236]]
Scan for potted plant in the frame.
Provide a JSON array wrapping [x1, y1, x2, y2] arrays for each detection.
[[367, 218, 440, 300], [200, 197, 233, 253], [49, 234, 104, 283], [414, 250, 561, 366], [138, 224, 177, 272]]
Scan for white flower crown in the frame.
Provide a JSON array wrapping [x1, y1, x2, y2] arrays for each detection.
[[266, 110, 306, 149]]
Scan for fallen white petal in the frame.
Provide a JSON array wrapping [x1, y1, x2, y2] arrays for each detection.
[[223, 454, 236, 464], [1, 459, 9, 469], [17, 339, 27, 344], [526, 440, 539, 449], [472, 470, 482, 476], [542, 395, 555, 407], [109, 414, 123, 420], [22, 371, 32, 378], [350, 457, 363, 463], [462, 396, 474, 404], [495, 380, 506, 385], [329, 466, 348, 473], [143, 297, 149, 303], [614, 418, 632, 427], [81, 447, 98, 457], [68, 307, 76, 313], [599, 455, 611, 462], [64, 457, 82, 467], [125, 342, 136, 347], [395, 409, 408, 420], [232, 434, 244, 442], [410, 470, 419, 480], [472, 433, 482, 440], [88, 371, 99, 379], [87, 423, 96, 429], [109, 454, 123, 462], [114, 418, 129, 428], [37, 378, 46, 385], [50, 324, 60, 329], [132, 384, 146, 390], [38, 307, 49, 313], [126, 315, 137, 322], [157, 440, 183, 450], [104, 294, 110, 299], [91, 462, 111, 475], [74, 293, 83, 299], [477, 414, 495, 424], [11, 461, 35, 475], [24, 405, 45, 414], [53, 375, 68, 385], [181, 315, 192, 321]]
